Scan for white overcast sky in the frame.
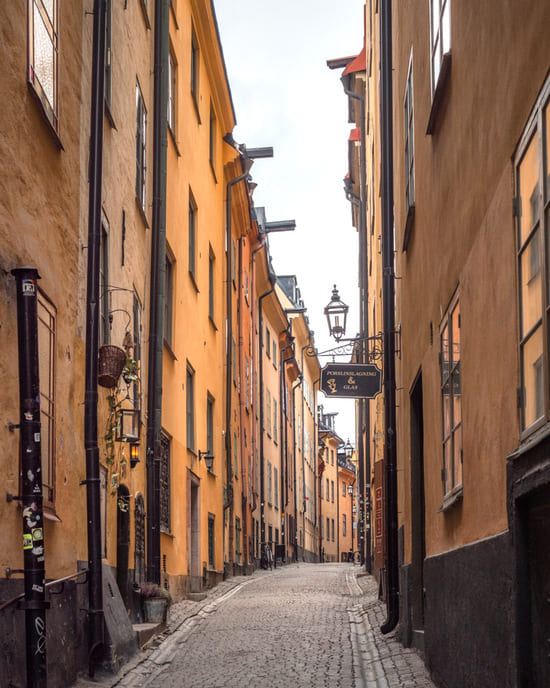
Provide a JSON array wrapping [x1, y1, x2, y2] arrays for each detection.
[[214, 0, 366, 445]]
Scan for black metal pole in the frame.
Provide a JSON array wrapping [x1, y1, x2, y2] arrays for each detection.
[[146, 0, 169, 585], [12, 267, 49, 688], [84, 0, 106, 672], [380, 0, 399, 635]]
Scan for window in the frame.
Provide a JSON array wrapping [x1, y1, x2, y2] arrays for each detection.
[[209, 103, 217, 178], [320, 478, 323, 500], [273, 399, 278, 443], [273, 340, 277, 367], [244, 270, 249, 303], [208, 248, 215, 321], [235, 517, 241, 564], [206, 395, 214, 462], [403, 52, 415, 244], [430, 0, 451, 95], [164, 252, 174, 346], [208, 514, 215, 568], [342, 481, 346, 497], [168, 49, 176, 133], [186, 365, 195, 451], [267, 462, 272, 504], [266, 327, 271, 357], [343, 514, 347, 537], [38, 291, 56, 505], [245, 357, 250, 411], [331, 449, 334, 465], [28, 0, 59, 133], [132, 291, 142, 409], [440, 294, 462, 497], [232, 337, 237, 386], [266, 390, 271, 437], [105, 0, 112, 114], [326, 517, 330, 541], [188, 192, 196, 280], [331, 480, 335, 503], [160, 431, 171, 531], [274, 467, 279, 509], [326, 478, 329, 501], [516, 77, 550, 433], [232, 239, 237, 286], [136, 83, 147, 210], [190, 27, 199, 115], [331, 519, 335, 542], [234, 432, 238, 478], [99, 222, 110, 345]]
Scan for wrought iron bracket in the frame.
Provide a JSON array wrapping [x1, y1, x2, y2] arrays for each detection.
[[305, 332, 384, 361]]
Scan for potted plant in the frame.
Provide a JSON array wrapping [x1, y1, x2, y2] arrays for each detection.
[[140, 582, 171, 624]]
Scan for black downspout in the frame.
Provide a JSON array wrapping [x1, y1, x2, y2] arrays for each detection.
[[380, 0, 399, 635], [258, 283, 275, 558], [83, 0, 106, 673], [342, 74, 372, 575], [312, 377, 320, 551], [292, 373, 303, 560], [12, 267, 49, 688], [279, 337, 294, 561], [224, 158, 253, 567], [146, 0, 169, 585]]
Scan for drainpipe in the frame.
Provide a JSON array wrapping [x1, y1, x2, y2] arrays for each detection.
[[312, 377, 320, 549], [258, 282, 275, 553], [11, 267, 48, 688], [379, 0, 399, 635], [224, 157, 254, 568], [145, 0, 169, 585], [83, 0, 107, 673], [341, 70, 372, 576], [279, 335, 294, 561], [292, 374, 303, 560], [299, 339, 312, 560]]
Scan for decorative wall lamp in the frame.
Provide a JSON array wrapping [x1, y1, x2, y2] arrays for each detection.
[[199, 450, 214, 473], [324, 285, 349, 342], [344, 439, 353, 459], [130, 443, 140, 469], [116, 408, 140, 442], [348, 483, 354, 496]]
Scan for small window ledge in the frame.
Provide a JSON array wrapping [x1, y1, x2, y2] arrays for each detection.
[[135, 198, 150, 229], [163, 340, 177, 360], [139, 0, 151, 29], [438, 484, 463, 512], [168, 126, 181, 156], [426, 52, 452, 135], [402, 204, 415, 252]]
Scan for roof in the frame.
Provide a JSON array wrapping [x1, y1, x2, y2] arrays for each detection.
[[349, 128, 361, 142], [342, 46, 366, 76]]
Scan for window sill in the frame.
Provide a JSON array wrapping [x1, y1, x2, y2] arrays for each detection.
[[426, 51, 452, 135], [135, 197, 150, 229], [163, 340, 177, 360], [209, 160, 217, 183], [191, 93, 201, 124], [438, 484, 463, 513], [189, 270, 199, 293], [208, 315, 218, 331], [139, 0, 151, 29], [169, 1, 179, 29], [508, 420, 550, 461], [168, 126, 181, 156], [160, 527, 174, 538], [402, 203, 415, 252], [105, 101, 117, 130]]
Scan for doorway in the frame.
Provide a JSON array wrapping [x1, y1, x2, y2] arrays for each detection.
[[410, 372, 426, 649], [116, 484, 130, 606], [188, 473, 201, 591]]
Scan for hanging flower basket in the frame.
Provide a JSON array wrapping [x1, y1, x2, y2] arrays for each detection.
[[98, 345, 127, 388]]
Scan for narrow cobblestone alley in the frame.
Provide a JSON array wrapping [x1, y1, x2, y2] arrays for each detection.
[[74, 564, 435, 688]]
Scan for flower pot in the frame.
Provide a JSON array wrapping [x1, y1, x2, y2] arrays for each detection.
[[98, 345, 126, 388], [143, 597, 168, 624]]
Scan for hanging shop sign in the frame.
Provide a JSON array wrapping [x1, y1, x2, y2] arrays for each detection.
[[320, 362, 382, 399]]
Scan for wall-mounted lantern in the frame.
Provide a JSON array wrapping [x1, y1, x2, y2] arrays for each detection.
[[130, 443, 140, 469], [199, 450, 214, 473], [324, 285, 349, 342], [116, 408, 140, 442]]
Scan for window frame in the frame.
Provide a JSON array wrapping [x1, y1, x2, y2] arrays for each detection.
[[164, 250, 174, 348], [439, 291, 462, 504], [403, 49, 415, 250], [186, 364, 195, 452], [28, 0, 59, 136], [159, 430, 171, 532], [190, 26, 200, 121], [208, 247, 215, 323], [429, 0, 451, 98], [188, 190, 197, 284], [37, 289, 56, 507], [206, 394, 214, 468], [168, 47, 177, 135], [136, 82, 147, 212], [209, 102, 217, 180], [515, 75, 550, 438]]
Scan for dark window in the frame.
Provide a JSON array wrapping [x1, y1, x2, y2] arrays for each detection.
[[440, 295, 462, 496], [160, 431, 171, 531], [208, 248, 215, 321], [274, 466, 278, 508], [28, 0, 58, 132], [234, 432, 238, 478], [38, 290, 56, 505], [164, 252, 174, 346], [331, 518, 335, 542], [207, 394, 214, 458], [189, 192, 196, 280], [515, 77, 550, 434], [136, 83, 147, 210], [403, 53, 415, 216], [208, 514, 215, 568], [235, 517, 241, 564], [186, 365, 195, 451], [209, 103, 217, 178], [190, 28, 199, 112], [168, 49, 176, 133], [105, 0, 112, 113], [266, 326, 271, 357], [134, 494, 146, 584], [343, 514, 347, 537], [331, 480, 334, 503], [430, 0, 451, 95], [132, 292, 142, 409]]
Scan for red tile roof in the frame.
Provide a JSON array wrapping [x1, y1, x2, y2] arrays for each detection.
[[343, 46, 366, 75]]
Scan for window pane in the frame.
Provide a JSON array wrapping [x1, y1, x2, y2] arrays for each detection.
[[453, 423, 462, 487], [34, 4, 55, 107], [520, 228, 543, 337], [522, 325, 544, 428], [432, 37, 441, 87], [518, 132, 540, 246], [42, 0, 54, 21], [451, 303, 460, 365], [431, 0, 440, 45], [545, 104, 550, 202], [442, 380, 452, 438], [441, 323, 449, 382], [441, 0, 451, 54], [443, 438, 451, 492], [453, 379, 462, 426]]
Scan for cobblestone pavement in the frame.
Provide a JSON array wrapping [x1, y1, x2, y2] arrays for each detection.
[[73, 563, 436, 688]]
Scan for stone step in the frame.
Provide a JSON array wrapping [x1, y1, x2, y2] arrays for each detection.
[[133, 622, 165, 648], [186, 591, 207, 602]]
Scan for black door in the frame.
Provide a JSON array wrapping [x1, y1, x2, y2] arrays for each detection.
[[410, 372, 425, 648]]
